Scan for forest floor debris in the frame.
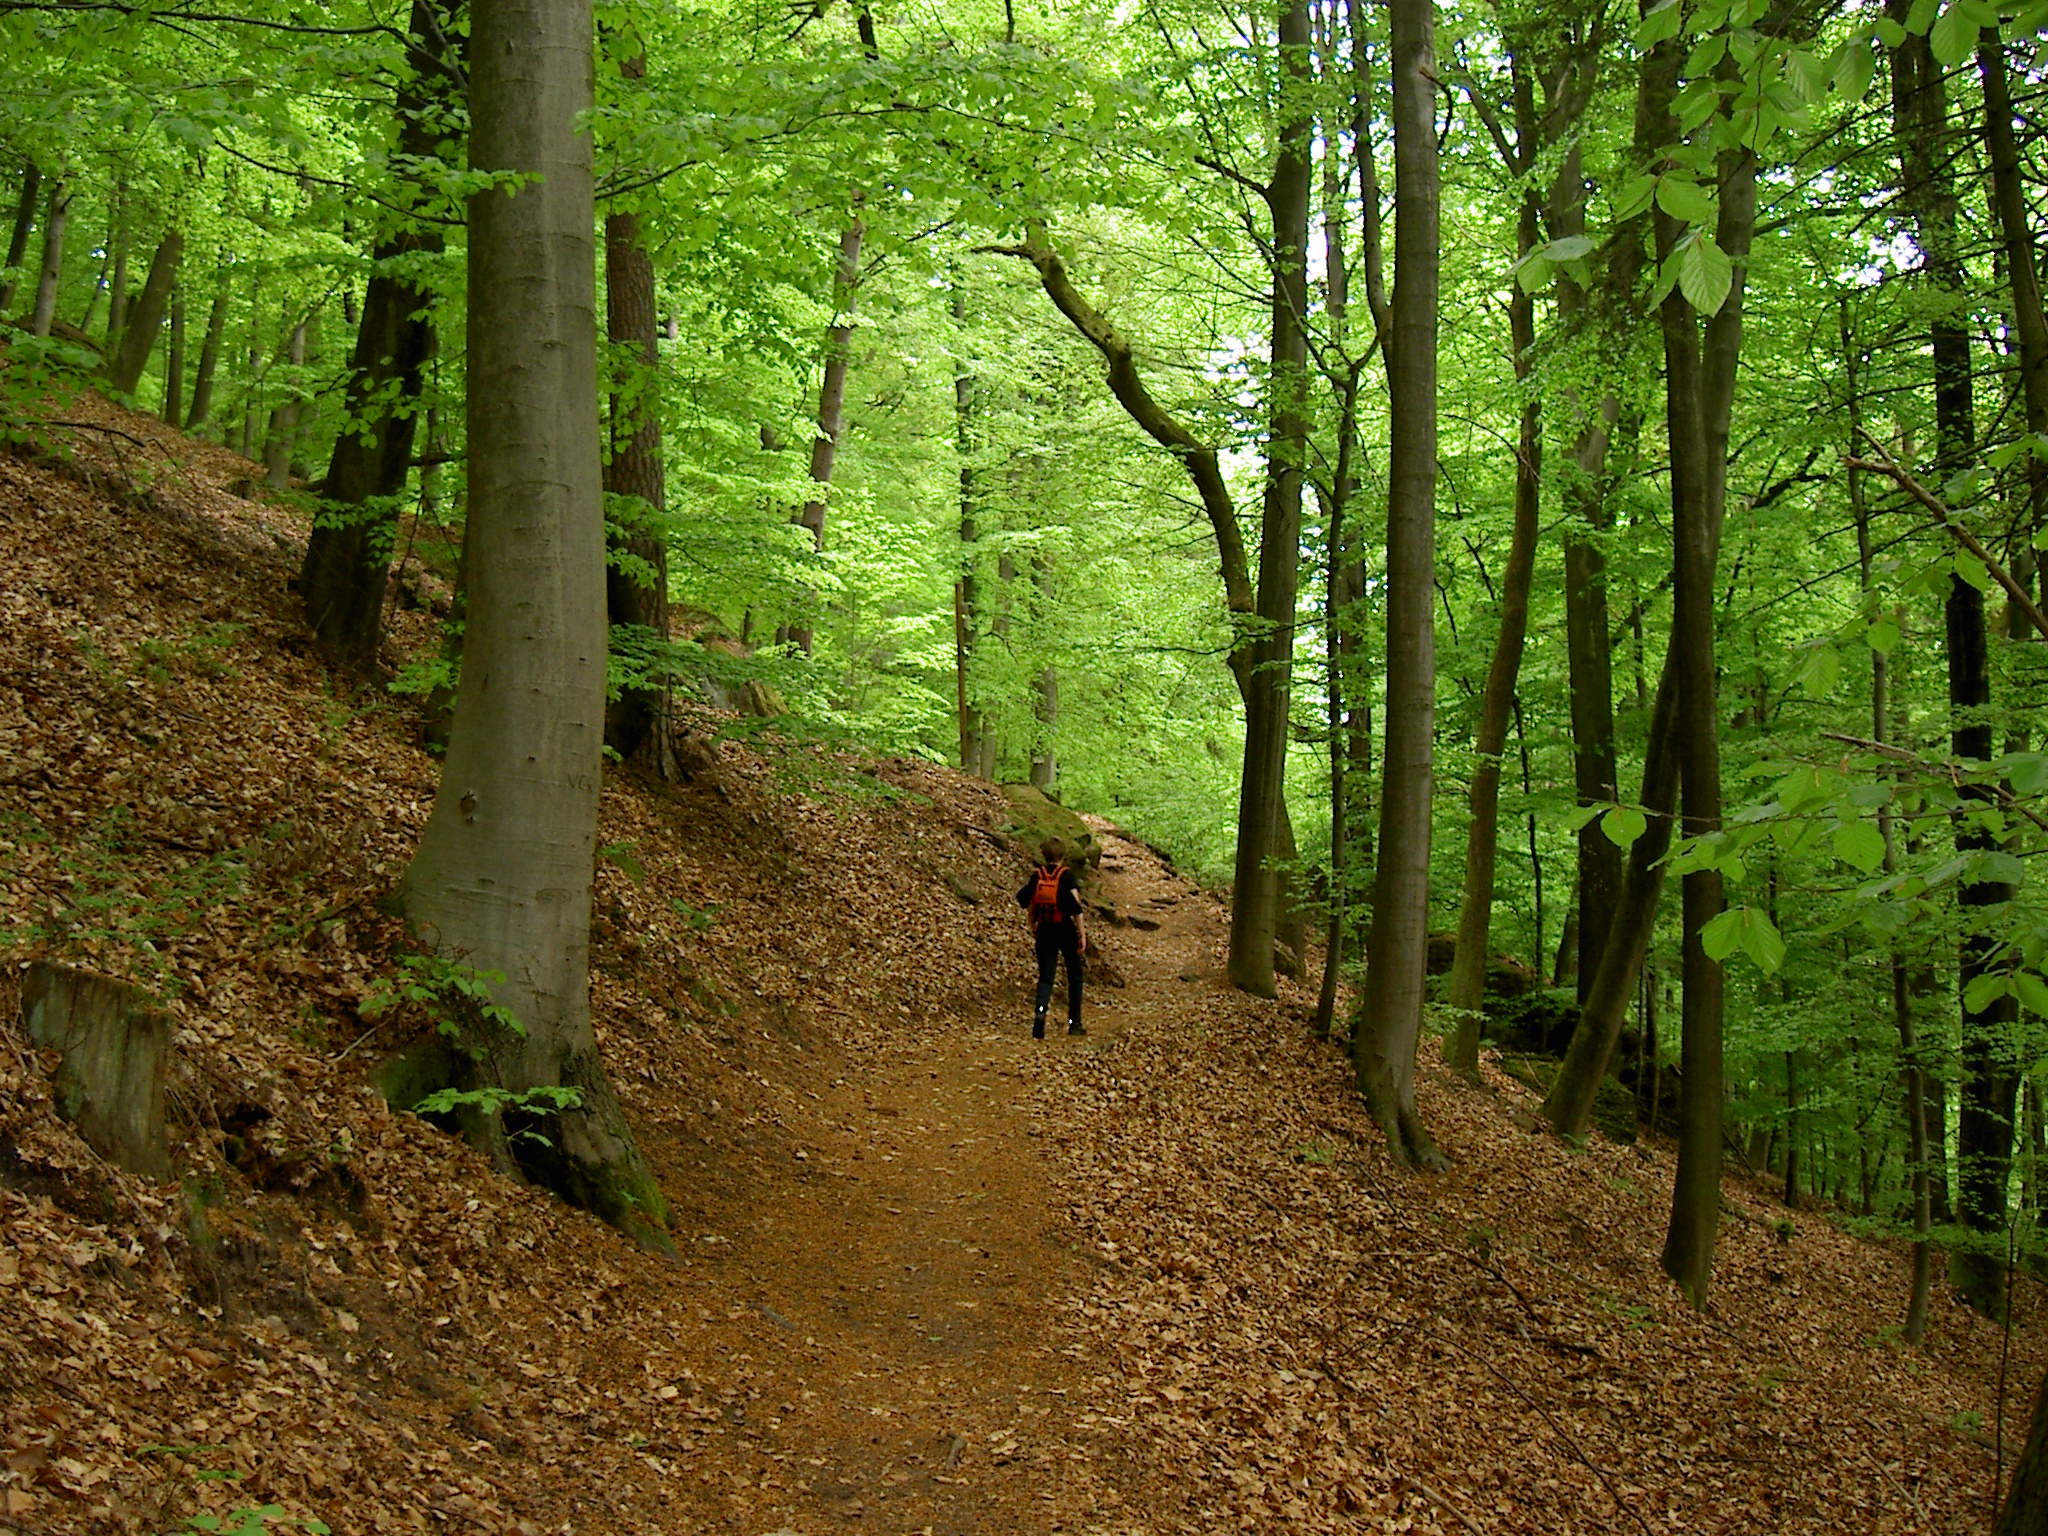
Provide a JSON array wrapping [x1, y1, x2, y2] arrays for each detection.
[[1, 387, 2042, 1534]]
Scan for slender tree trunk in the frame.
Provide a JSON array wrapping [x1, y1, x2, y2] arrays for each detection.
[[1845, 300, 1933, 1345], [104, 186, 129, 347], [1030, 666, 1057, 789], [1996, 1365, 2048, 1536], [780, 210, 863, 656], [599, 54, 674, 770], [262, 315, 310, 490], [1353, 0, 1443, 1170], [160, 287, 185, 425], [1978, 27, 2048, 536], [28, 175, 68, 339], [1891, 15, 2016, 1321], [1657, 266, 1726, 1308], [300, 0, 454, 674], [952, 276, 991, 775], [400, 0, 669, 1252], [107, 226, 181, 396], [186, 288, 228, 432], [0, 159, 39, 316], [1445, 160, 1542, 1073], [1225, 0, 1313, 1000]]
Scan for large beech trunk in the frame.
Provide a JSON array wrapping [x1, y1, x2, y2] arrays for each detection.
[[399, 0, 669, 1254], [1353, 0, 1443, 1169]]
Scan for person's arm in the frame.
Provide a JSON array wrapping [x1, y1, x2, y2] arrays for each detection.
[[1063, 871, 1086, 951]]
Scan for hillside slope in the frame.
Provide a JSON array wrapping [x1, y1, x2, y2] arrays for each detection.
[[1, 391, 2042, 1536]]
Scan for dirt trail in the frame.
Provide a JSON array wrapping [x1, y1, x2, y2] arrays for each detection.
[[670, 823, 1207, 1534]]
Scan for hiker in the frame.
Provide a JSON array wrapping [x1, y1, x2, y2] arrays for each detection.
[[1017, 836, 1086, 1038]]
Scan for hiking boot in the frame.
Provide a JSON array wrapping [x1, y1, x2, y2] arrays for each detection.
[[1067, 1022, 1086, 1036]]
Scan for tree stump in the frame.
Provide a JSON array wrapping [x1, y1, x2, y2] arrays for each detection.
[[20, 961, 173, 1180]]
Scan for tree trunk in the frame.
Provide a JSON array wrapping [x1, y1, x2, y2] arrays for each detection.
[[161, 287, 185, 426], [1353, 0, 1443, 1170], [779, 210, 863, 656], [1978, 26, 2048, 536], [1846, 301, 1933, 1345], [105, 186, 129, 347], [27, 174, 68, 339], [0, 159, 40, 316], [1657, 268, 1726, 1309], [1995, 1365, 2048, 1536], [400, 0, 669, 1253], [186, 288, 229, 432], [262, 315, 310, 489], [1225, 0, 1313, 1001], [1445, 161, 1543, 1073], [1891, 15, 2016, 1321], [299, 0, 454, 675], [107, 226, 181, 397], [1030, 666, 1058, 789], [600, 56, 674, 769], [952, 275, 991, 775]]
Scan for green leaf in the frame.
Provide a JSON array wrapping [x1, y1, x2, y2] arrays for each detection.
[[1963, 971, 2010, 1013], [1904, 0, 1940, 34], [1832, 820, 1887, 874], [1740, 910, 1788, 974], [1544, 234, 1595, 262], [1700, 907, 1745, 962], [1637, 0, 1685, 47], [1677, 232, 1734, 314], [1775, 765, 1835, 813], [1865, 616, 1900, 654], [1954, 551, 1993, 592], [1830, 37, 1877, 98], [1797, 641, 1841, 698], [1655, 175, 1716, 225], [2017, 971, 2048, 1016], [1970, 849, 2025, 887], [1603, 804, 1649, 848], [1685, 33, 1729, 72], [1872, 14, 1907, 46], [1515, 253, 1555, 294], [1929, 1, 1977, 65], [1612, 173, 1660, 221], [1699, 907, 1787, 973], [2005, 752, 2048, 797]]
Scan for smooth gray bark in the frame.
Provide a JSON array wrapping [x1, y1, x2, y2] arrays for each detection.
[[402, 0, 670, 1252]]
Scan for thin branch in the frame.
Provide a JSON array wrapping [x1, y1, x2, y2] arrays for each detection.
[[1845, 436, 2048, 646], [0, 0, 406, 39]]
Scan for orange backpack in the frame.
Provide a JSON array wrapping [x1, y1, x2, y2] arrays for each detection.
[[1027, 865, 1064, 924]]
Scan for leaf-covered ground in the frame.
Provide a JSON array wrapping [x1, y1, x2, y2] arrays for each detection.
[[1, 385, 2042, 1535]]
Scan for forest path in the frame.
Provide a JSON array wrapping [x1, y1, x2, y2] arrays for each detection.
[[675, 821, 1210, 1534]]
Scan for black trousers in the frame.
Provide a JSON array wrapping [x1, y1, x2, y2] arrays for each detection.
[[1033, 922, 1083, 1024]]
